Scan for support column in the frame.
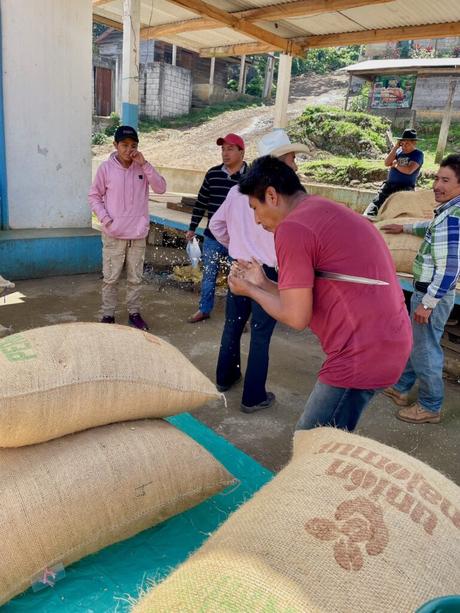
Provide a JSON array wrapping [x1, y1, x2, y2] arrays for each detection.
[[121, 0, 140, 128], [435, 78, 458, 164], [172, 45, 177, 66], [344, 73, 352, 110], [273, 53, 292, 129], [263, 55, 275, 100], [209, 56, 215, 99], [238, 55, 246, 94]]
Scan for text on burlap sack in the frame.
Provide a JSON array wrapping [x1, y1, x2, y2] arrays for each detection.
[[0, 334, 37, 362], [315, 442, 460, 536]]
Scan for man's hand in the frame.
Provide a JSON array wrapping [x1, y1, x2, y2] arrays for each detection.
[[414, 303, 432, 324], [185, 230, 196, 241], [228, 271, 253, 297], [381, 224, 404, 234], [131, 150, 146, 165], [232, 259, 267, 288]]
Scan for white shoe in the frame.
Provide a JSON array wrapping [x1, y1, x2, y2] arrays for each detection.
[[362, 203, 379, 219]]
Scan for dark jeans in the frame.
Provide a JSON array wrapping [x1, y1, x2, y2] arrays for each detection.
[[216, 265, 278, 407], [372, 181, 415, 210], [295, 381, 377, 432]]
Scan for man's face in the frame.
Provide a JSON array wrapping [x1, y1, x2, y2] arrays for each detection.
[[114, 138, 138, 163], [221, 143, 244, 168], [433, 165, 460, 204], [399, 139, 416, 154], [249, 187, 281, 233], [278, 152, 297, 172]]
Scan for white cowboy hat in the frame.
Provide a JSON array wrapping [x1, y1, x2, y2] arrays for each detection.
[[257, 129, 310, 158]]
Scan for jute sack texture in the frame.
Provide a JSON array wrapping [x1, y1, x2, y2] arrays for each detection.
[[0, 419, 234, 605], [133, 428, 460, 613], [377, 189, 434, 221], [375, 217, 424, 274], [0, 322, 220, 447]]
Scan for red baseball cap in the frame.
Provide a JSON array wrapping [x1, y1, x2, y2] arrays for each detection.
[[216, 133, 245, 150]]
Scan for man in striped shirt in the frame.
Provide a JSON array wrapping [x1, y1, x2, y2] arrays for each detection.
[[186, 134, 247, 323], [382, 154, 460, 423]]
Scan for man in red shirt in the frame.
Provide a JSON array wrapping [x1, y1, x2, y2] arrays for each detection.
[[229, 156, 412, 431]]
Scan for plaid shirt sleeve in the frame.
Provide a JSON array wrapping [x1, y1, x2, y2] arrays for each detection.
[[426, 213, 460, 305]]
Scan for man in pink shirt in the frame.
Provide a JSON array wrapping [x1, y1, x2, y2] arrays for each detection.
[[229, 155, 412, 430], [89, 125, 166, 330], [210, 129, 309, 412]]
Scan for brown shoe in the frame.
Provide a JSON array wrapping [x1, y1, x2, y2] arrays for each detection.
[[187, 310, 210, 324], [396, 403, 441, 424], [382, 387, 410, 407]]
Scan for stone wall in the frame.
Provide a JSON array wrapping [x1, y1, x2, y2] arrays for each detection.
[[139, 62, 192, 120], [412, 75, 460, 110]]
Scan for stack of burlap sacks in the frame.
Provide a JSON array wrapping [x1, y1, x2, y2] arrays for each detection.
[[133, 427, 460, 613], [0, 322, 233, 606]]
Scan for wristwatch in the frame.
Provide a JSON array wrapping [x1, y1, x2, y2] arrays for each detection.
[[422, 303, 432, 311]]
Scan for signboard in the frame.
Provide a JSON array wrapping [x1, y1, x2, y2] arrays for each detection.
[[370, 75, 416, 109]]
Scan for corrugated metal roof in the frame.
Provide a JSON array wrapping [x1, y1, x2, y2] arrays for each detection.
[[93, 0, 460, 56], [344, 58, 460, 73]]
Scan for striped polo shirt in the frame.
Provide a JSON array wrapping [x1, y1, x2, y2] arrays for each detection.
[[189, 162, 247, 240]]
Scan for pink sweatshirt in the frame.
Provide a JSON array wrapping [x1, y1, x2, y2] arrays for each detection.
[[210, 184, 277, 267], [89, 152, 166, 240]]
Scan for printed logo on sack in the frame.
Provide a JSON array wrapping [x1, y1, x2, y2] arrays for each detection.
[[304, 496, 389, 571], [0, 334, 37, 362]]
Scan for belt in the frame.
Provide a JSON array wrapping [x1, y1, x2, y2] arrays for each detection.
[[414, 281, 430, 292]]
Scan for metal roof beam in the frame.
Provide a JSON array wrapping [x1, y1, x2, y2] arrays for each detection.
[[165, 0, 304, 56]]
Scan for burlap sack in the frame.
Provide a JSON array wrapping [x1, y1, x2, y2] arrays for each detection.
[[0, 323, 220, 446], [0, 419, 234, 605], [378, 189, 434, 221], [375, 217, 424, 274], [133, 428, 460, 613]]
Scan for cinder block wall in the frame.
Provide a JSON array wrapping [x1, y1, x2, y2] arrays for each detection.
[[139, 63, 192, 120]]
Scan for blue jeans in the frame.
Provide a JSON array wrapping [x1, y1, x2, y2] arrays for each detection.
[[216, 266, 278, 407], [296, 381, 376, 431], [394, 289, 455, 413], [199, 236, 228, 314]]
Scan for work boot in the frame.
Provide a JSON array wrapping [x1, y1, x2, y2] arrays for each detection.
[[396, 403, 441, 424], [129, 312, 149, 331], [216, 374, 242, 393], [241, 392, 276, 414], [382, 387, 410, 407], [101, 315, 115, 324]]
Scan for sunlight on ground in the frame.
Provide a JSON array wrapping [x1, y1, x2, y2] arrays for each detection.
[[0, 292, 26, 306]]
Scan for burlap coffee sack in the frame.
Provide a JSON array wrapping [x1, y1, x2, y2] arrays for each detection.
[[133, 428, 460, 613], [375, 217, 424, 274], [0, 419, 234, 605], [378, 189, 434, 221], [0, 323, 220, 446]]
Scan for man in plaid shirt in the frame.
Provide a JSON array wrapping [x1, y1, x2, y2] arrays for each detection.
[[382, 154, 460, 423]]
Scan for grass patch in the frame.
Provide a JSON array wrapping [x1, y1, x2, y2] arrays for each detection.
[[138, 97, 264, 133]]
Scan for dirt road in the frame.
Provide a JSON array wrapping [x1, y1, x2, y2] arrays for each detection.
[[92, 73, 347, 170]]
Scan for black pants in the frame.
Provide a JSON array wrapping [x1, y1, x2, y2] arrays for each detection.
[[216, 265, 278, 407], [372, 181, 415, 210]]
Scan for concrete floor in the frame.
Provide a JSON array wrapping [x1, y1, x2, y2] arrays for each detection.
[[2, 249, 459, 485]]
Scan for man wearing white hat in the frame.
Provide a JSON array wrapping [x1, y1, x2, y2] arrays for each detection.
[[210, 129, 309, 412]]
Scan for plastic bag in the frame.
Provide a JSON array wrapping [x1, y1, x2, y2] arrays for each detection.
[[186, 237, 202, 268]]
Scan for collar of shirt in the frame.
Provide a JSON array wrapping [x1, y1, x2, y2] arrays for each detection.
[[222, 161, 247, 179], [433, 193, 460, 216]]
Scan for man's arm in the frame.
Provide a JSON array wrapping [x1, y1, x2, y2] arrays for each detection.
[[384, 142, 400, 167], [88, 165, 112, 228], [228, 271, 312, 330], [187, 175, 210, 240], [391, 160, 421, 175], [425, 215, 460, 306], [209, 191, 231, 248]]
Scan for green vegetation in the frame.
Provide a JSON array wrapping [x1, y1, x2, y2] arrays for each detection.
[[91, 132, 108, 145], [291, 46, 362, 75], [104, 112, 121, 137], [289, 106, 391, 159], [138, 97, 264, 133]]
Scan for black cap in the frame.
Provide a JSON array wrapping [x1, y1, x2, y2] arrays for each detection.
[[114, 125, 139, 143], [397, 128, 417, 140]]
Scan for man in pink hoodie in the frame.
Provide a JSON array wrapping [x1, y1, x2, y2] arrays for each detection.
[[89, 125, 166, 330]]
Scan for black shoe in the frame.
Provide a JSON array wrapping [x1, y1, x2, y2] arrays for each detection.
[[101, 315, 115, 324], [241, 392, 276, 414], [129, 312, 149, 331], [362, 203, 379, 219], [216, 374, 242, 393]]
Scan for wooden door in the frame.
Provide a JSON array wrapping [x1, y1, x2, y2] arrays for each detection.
[[95, 67, 112, 116]]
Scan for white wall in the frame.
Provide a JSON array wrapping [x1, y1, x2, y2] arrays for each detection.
[[2, 0, 92, 228]]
